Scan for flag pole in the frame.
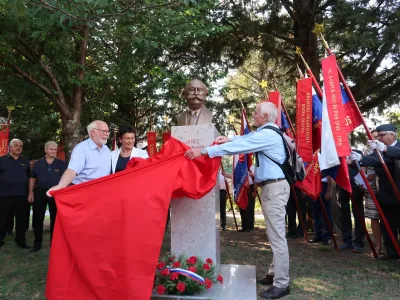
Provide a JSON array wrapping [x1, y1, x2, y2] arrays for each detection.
[[314, 26, 400, 205], [295, 47, 324, 98], [352, 161, 400, 258], [220, 163, 239, 231]]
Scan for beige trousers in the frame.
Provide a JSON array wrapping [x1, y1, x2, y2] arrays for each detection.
[[260, 180, 290, 288]]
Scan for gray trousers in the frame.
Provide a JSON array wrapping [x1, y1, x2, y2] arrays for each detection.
[[260, 180, 290, 288]]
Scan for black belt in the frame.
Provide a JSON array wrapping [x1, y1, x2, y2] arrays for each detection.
[[258, 178, 285, 187]]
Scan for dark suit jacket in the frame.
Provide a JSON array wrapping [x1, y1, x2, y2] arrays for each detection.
[[386, 145, 400, 159], [360, 140, 400, 207]]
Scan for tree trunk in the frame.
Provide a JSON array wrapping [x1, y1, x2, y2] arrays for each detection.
[[61, 108, 82, 163], [293, 0, 320, 80]]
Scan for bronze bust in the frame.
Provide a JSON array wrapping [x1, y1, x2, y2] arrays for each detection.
[[177, 79, 213, 126]]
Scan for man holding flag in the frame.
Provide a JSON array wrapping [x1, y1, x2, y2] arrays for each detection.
[[186, 102, 291, 299]]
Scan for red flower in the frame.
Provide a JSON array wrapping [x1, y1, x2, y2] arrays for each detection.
[[172, 262, 181, 268], [176, 282, 186, 293], [203, 263, 210, 271], [188, 266, 197, 273], [205, 278, 212, 289], [161, 269, 170, 276], [187, 256, 197, 265], [156, 285, 166, 294], [217, 275, 223, 284], [156, 262, 166, 270], [206, 258, 213, 265], [170, 273, 179, 280], [168, 255, 176, 262]]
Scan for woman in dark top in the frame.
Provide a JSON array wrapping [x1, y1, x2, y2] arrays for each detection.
[[111, 125, 149, 173]]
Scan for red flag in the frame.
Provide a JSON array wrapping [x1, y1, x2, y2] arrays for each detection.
[[57, 140, 66, 161], [147, 131, 157, 157], [267, 91, 282, 126], [0, 125, 10, 156], [46, 138, 221, 300], [321, 55, 351, 157], [162, 131, 170, 145], [295, 152, 322, 200], [340, 84, 363, 132], [296, 78, 313, 163]]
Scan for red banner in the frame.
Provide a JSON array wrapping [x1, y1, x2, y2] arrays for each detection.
[[46, 138, 221, 300], [321, 55, 351, 157], [0, 125, 10, 156], [57, 140, 66, 161], [162, 132, 170, 145], [296, 78, 313, 163], [295, 152, 321, 200], [267, 91, 282, 126], [147, 131, 157, 157]]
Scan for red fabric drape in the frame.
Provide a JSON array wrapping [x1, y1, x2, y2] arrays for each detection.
[[46, 138, 221, 300]]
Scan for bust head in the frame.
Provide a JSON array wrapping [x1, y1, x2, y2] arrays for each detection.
[[181, 79, 208, 110]]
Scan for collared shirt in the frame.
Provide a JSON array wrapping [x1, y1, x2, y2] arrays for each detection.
[[0, 154, 31, 197], [31, 157, 66, 190], [248, 165, 255, 185], [219, 170, 226, 190], [207, 123, 285, 182], [68, 138, 111, 185]]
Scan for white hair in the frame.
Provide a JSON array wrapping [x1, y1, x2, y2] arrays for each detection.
[[44, 141, 58, 149], [259, 102, 278, 123], [10, 139, 23, 146], [87, 121, 98, 134]]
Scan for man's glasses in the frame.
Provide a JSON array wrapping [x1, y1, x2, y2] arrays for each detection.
[[377, 133, 387, 138], [94, 128, 110, 135]]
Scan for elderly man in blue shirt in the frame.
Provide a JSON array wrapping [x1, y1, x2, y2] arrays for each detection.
[[47, 120, 111, 195], [185, 102, 291, 300]]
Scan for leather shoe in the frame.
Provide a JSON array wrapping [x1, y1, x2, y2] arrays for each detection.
[[257, 274, 274, 285], [16, 243, 30, 250], [30, 244, 42, 252], [238, 228, 247, 232], [260, 285, 290, 299], [308, 236, 323, 243]]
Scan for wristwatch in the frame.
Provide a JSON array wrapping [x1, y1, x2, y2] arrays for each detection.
[[200, 148, 207, 156]]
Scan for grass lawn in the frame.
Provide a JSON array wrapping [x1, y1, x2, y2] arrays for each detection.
[[1, 217, 399, 300]]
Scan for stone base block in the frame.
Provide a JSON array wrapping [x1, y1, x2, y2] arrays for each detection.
[[152, 264, 257, 300]]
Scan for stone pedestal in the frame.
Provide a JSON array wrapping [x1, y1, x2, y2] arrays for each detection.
[[171, 124, 220, 266], [152, 265, 257, 300]]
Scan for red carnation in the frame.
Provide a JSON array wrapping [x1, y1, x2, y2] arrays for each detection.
[[186, 256, 197, 265], [217, 275, 223, 284], [203, 263, 210, 271], [188, 266, 197, 273], [206, 258, 213, 265], [177, 282, 186, 293], [205, 278, 212, 289], [161, 269, 170, 276], [170, 273, 179, 280], [156, 285, 166, 294], [172, 262, 181, 268], [156, 262, 166, 270]]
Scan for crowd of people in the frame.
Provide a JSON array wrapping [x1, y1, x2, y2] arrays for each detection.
[[0, 121, 147, 252], [1, 105, 399, 299]]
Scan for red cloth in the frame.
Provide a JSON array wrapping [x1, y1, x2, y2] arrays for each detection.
[[295, 152, 322, 200], [296, 77, 313, 163], [45, 138, 221, 300]]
